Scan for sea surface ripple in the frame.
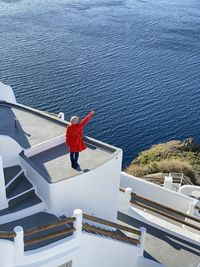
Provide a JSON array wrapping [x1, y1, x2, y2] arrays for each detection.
[[1, 0, 200, 166]]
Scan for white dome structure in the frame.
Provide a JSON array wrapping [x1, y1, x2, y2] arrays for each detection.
[[0, 81, 16, 103]]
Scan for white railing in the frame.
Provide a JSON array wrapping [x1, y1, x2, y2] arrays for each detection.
[[0, 210, 80, 267], [0, 155, 8, 209], [25, 134, 65, 158], [121, 172, 193, 213], [169, 172, 193, 185], [164, 173, 193, 192]]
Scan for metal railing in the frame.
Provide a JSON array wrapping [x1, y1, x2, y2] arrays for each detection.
[[0, 216, 76, 246], [82, 213, 141, 246], [139, 173, 194, 187], [0, 213, 142, 247], [24, 216, 76, 246], [169, 173, 193, 186]]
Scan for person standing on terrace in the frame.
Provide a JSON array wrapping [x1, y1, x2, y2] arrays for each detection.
[[66, 111, 95, 169]]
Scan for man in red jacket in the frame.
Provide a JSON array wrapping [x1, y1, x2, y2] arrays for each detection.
[[66, 111, 95, 168]]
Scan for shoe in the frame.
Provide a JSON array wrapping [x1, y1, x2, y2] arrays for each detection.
[[74, 164, 81, 171]]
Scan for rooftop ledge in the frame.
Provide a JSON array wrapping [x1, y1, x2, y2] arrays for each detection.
[[0, 101, 121, 183]]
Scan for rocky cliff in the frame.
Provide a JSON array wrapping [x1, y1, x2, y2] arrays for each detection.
[[126, 138, 200, 185]]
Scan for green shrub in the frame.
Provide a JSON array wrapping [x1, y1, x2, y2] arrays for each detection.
[[126, 138, 200, 184], [126, 159, 195, 182]]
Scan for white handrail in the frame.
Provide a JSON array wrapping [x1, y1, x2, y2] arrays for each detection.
[[0, 155, 8, 209]]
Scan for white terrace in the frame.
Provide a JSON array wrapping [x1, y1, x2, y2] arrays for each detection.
[[1, 83, 200, 267], [119, 172, 200, 246], [0, 99, 122, 222], [0, 101, 119, 182], [0, 83, 164, 267]]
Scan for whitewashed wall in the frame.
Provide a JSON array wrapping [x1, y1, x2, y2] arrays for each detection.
[[21, 151, 122, 222], [25, 134, 65, 158], [0, 136, 21, 167], [179, 185, 200, 197], [0, 240, 15, 267], [20, 156, 50, 209], [76, 233, 142, 267], [1, 232, 163, 267], [47, 154, 122, 221], [120, 172, 193, 213]]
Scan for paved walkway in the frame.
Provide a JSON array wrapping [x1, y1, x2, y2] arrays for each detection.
[[118, 212, 200, 267]]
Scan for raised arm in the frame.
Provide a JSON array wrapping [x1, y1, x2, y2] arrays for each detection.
[[80, 111, 95, 127]]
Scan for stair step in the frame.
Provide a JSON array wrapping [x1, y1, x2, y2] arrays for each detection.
[[0, 213, 73, 251], [3, 165, 22, 186], [6, 173, 32, 198], [83, 223, 133, 244], [9, 189, 36, 208], [0, 194, 42, 216]]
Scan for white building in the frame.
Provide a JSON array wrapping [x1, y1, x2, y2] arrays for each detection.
[[0, 82, 164, 267]]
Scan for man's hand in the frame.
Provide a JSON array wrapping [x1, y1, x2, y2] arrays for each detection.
[[91, 111, 95, 116]]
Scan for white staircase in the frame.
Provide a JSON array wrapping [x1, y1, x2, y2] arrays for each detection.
[[0, 165, 45, 224]]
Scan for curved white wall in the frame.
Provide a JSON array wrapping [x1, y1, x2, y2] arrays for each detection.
[[21, 152, 122, 222], [0, 240, 15, 267], [179, 185, 200, 198], [0, 135, 22, 166], [0, 82, 16, 103], [0, 232, 163, 267], [120, 172, 193, 213]]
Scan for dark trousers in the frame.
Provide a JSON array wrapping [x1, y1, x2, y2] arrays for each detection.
[[70, 152, 79, 167]]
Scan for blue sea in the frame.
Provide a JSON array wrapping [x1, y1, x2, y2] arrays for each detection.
[[0, 0, 200, 167]]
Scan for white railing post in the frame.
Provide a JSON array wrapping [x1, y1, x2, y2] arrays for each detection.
[[0, 154, 8, 209], [58, 112, 65, 120], [139, 227, 146, 256], [180, 174, 183, 186], [14, 226, 24, 260], [164, 175, 172, 190], [119, 187, 131, 210], [125, 187, 132, 209], [184, 199, 199, 230], [187, 199, 199, 217], [73, 209, 83, 238]]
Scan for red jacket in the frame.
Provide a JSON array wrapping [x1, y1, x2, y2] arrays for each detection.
[[66, 112, 94, 152]]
